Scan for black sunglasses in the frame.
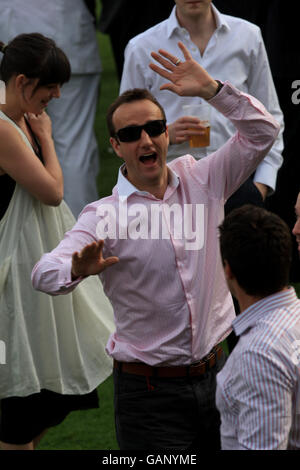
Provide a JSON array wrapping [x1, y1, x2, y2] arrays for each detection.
[[115, 119, 167, 143]]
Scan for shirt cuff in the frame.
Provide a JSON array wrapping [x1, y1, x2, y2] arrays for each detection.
[[206, 81, 243, 116], [57, 258, 83, 292], [253, 161, 277, 194]]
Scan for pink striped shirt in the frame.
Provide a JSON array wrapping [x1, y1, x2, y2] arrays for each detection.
[[216, 288, 300, 449], [31, 82, 279, 366]]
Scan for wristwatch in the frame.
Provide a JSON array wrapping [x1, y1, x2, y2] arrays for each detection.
[[215, 80, 224, 95]]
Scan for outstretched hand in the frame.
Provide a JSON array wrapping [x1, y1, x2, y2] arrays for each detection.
[[71, 240, 119, 279], [149, 42, 218, 100]]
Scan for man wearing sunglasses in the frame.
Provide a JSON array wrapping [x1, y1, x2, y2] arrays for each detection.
[[32, 42, 280, 450], [106, 90, 170, 201]]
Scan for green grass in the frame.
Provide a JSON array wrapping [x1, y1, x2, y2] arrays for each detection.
[[37, 376, 118, 450], [38, 28, 120, 451], [95, 29, 120, 200]]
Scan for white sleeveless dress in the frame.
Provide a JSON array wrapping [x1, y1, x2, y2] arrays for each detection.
[[0, 111, 115, 399]]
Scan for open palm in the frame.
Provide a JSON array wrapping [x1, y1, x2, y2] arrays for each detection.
[[150, 41, 216, 99], [71, 240, 119, 278]]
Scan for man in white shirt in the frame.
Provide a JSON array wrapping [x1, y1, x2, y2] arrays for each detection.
[[120, 0, 284, 203]]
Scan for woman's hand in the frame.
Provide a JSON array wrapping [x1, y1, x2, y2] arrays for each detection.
[[26, 111, 52, 141], [0, 112, 63, 206]]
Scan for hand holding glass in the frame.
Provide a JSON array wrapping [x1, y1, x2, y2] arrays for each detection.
[[182, 103, 211, 148]]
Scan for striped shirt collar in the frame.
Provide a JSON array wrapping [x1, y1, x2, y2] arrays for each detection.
[[233, 287, 299, 337], [166, 4, 230, 39]]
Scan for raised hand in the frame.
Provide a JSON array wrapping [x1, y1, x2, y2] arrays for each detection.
[[149, 41, 218, 100], [71, 240, 119, 279]]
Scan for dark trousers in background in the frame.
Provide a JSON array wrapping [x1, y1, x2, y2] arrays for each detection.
[[113, 351, 226, 451]]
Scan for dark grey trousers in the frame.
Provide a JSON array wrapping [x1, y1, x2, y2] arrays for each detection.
[[113, 351, 226, 451]]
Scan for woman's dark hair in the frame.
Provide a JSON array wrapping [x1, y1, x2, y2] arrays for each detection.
[[0, 33, 71, 88]]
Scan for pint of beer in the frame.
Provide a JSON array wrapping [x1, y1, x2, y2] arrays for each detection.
[[182, 103, 211, 148]]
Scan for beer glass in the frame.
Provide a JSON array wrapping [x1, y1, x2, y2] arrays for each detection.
[[182, 103, 211, 148]]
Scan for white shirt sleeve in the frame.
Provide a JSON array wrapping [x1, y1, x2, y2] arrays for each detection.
[[246, 29, 284, 192], [120, 41, 149, 93]]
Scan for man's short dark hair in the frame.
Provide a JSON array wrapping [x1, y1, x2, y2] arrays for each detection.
[[106, 88, 167, 138], [219, 204, 292, 297]]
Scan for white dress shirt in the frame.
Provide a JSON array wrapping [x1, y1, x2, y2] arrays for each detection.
[[120, 4, 284, 192], [216, 288, 300, 450]]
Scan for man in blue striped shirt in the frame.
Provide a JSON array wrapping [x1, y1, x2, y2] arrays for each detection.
[[293, 192, 300, 257], [216, 204, 300, 450]]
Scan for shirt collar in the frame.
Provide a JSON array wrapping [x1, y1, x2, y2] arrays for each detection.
[[211, 3, 231, 32], [167, 3, 230, 39], [115, 163, 180, 199], [233, 287, 299, 337], [166, 6, 180, 38]]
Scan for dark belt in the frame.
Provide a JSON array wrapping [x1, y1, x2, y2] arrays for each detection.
[[113, 345, 223, 378]]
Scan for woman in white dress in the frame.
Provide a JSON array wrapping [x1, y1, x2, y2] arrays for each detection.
[[0, 33, 114, 450]]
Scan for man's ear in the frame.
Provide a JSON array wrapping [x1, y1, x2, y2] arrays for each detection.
[[165, 124, 170, 146], [109, 136, 123, 159], [223, 260, 234, 281]]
